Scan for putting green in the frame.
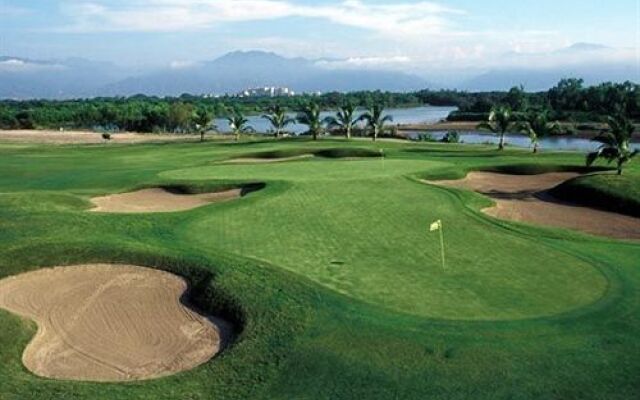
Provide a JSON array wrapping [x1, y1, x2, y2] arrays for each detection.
[[164, 159, 608, 320]]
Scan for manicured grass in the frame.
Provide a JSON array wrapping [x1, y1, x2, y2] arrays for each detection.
[[0, 139, 638, 399], [551, 173, 640, 217]]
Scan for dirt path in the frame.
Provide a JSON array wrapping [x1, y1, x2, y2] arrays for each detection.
[[0, 130, 215, 144], [426, 172, 640, 240], [90, 187, 242, 213], [0, 264, 228, 382]]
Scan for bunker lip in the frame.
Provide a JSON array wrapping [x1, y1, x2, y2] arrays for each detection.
[[425, 171, 640, 240], [89, 187, 243, 213], [220, 154, 315, 164], [0, 264, 230, 382]]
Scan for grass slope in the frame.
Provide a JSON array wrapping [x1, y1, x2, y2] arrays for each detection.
[[0, 139, 638, 399]]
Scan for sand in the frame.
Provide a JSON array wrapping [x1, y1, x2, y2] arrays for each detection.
[[427, 172, 640, 240], [0, 264, 228, 382], [221, 154, 314, 164], [90, 187, 242, 213], [0, 130, 219, 145]]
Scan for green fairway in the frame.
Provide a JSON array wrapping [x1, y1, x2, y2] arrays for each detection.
[[0, 139, 638, 399]]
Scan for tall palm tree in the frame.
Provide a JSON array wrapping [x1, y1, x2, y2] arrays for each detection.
[[297, 103, 323, 141], [477, 106, 518, 150], [359, 104, 393, 142], [192, 107, 216, 142], [226, 109, 253, 141], [262, 105, 295, 138], [325, 104, 358, 140], [518, 110, 562, 153], [587, 114, 638, 175]]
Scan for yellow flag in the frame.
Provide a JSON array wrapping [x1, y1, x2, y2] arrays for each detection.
[[430, 220, 442, 232]]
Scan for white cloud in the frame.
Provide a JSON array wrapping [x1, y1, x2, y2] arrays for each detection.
[[0, 59, 66, 72], [169, 60, 201, 69], [315, 56, 412, 70], [59, 0, 462, 39]]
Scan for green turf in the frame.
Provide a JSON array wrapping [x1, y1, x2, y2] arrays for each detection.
[[0, 139, 638, 399]]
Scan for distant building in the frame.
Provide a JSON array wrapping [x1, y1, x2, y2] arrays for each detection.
[[235, 86, 296, 98]]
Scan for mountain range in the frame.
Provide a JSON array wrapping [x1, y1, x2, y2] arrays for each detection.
[[0, 49, 637, 100]]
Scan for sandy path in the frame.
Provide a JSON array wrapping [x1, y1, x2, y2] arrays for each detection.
[[427, 172, 640, 240], [0, 264, 228, 381], [90, 187, 242, 213], [0, 130, 216, 144]]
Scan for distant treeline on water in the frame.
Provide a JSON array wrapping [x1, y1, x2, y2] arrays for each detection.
[[1, 78, 638, 132]]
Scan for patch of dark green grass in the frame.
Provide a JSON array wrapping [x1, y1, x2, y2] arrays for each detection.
[[550, 173, 640, 217]]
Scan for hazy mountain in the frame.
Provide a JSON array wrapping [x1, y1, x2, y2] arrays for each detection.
[[1, 48, 637, 99], [101, 51, 430, 96], [461, 43, 639, 91], [461, 64, 639, 92], [0, 57, 125, 99]]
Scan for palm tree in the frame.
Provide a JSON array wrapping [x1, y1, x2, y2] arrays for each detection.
[[587, 114, 638, 175], [477, 106, 518, 150], [518, 110, 562, 153], [325, 104, 358, 140], [192, 107, 215, 142], [297, 103, 323, 141], [359, 104, 393, 142], [226, 109, 253, 141], [262, 105, 295, 138]]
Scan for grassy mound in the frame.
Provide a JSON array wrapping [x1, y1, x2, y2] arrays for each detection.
[[244, 147, 382, 160], [550, 173, 640, 217]]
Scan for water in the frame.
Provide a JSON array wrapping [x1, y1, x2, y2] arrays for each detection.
[[214, 105, 457, 135], [411, 131, 640, 152]]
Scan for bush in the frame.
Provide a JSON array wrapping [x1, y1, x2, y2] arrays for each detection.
[[441, 131, 460, 143], [446, 111, 488, 122]]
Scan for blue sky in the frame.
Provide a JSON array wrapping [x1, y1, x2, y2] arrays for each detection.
[[1, 0, 638, 77]]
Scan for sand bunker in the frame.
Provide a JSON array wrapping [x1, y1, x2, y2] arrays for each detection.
[[427, 172, 640, 240], [0, 264, 227, 382], [221, 154, 314, 164], [90, 187, 242, 213]]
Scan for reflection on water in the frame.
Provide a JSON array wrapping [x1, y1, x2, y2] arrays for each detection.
[[214, 106, 457, 135], [407, 131, 640, 152]]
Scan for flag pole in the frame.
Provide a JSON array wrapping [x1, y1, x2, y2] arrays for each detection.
[[439, 223, 446, 271]]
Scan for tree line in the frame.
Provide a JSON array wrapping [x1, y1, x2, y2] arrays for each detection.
[[0, 79, 639, 132]]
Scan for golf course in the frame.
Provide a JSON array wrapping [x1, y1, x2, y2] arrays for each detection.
[[0, 137, 638, 399]]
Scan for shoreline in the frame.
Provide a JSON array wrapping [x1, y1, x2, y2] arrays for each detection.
[[397, 121, 640, 140]]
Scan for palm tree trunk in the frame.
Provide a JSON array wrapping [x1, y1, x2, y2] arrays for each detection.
[[372, 127, 378, 142], [200, 132, 205, 142], [498, 133, 505, 150], [312, 130, 317, 141], [346, 126, 351, 140], [533, 143, 538, 154], [618, 160, 623, 175]]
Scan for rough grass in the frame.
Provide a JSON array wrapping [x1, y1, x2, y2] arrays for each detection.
[[0, 139, 638, 399]]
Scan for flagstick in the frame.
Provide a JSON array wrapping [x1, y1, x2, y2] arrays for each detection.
[[439, 223, 446, 271]]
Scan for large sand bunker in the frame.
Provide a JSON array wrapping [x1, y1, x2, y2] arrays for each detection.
[[0, 264, 227, 382], [90, 187, 242, 213], [428, 172, 640, 240]]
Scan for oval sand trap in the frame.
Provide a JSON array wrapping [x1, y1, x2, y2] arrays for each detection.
[[221, 154, 314, 164], [0, 264, 227, 382], [90, 187, 242, 213], [427, 172, 640, 240]]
